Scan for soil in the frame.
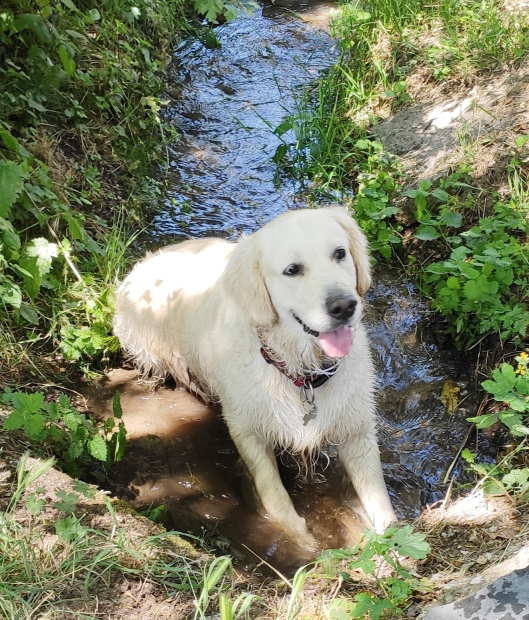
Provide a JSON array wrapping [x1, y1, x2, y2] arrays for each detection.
[[374, 59, 529, 183]]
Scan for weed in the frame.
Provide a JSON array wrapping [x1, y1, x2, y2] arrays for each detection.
[[1, 390, 126, 476], [192, 0, 248, 22], [462, 443, 529, 497], [350, 139, 402, 258], [318, 525, 430, 619], [403, 173, 472, 242], [421, 194, 529, 347], [459, 352, 529, 497], [471, 354, 529, 437]]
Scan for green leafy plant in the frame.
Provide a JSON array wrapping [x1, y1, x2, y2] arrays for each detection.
[[350, 139, 402, 258], [470, 355, 529, 436], [462, 447, 529, 497], [422, 200, 529, 347], [461, 355, 529, 497], [319, 525, 430, 619], [192, 0, 242, 22], [0, 0, 190, 377], [1, 390, 126, 475], [404, 173, 471, 241]]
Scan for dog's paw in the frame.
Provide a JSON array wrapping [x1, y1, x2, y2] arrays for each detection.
[[279, 516, 319, 553], [371, 509, 397, 535]]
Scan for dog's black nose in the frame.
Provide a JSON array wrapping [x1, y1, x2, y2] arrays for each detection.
[[326, 294, 357, 322]]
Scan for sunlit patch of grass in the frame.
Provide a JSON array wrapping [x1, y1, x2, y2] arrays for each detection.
[[0, 453, 243, 618], [281, 0, 529, 196]]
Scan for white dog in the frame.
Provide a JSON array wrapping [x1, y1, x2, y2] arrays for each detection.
[[114, 207, 396, 547]]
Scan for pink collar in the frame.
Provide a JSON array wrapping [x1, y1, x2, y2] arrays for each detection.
[[259, 341, 339, 389]]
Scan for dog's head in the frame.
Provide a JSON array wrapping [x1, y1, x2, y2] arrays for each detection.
[[224, 207, 371, 358]]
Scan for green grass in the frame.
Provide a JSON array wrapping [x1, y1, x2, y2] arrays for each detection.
[[0, 453, 252, 618]]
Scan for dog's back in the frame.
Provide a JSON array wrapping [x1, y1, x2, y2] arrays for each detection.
[[113, 237, 233, 394]]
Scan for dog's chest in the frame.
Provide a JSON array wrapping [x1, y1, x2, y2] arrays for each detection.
[[262, 382, 346, 450]]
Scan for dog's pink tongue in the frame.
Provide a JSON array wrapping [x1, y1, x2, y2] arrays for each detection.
[[318, 326, 353, 358]]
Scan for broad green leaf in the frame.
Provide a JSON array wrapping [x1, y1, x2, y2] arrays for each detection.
[[461, 448, 476, 463], [72, 480, 96, 498], [500, 412, 529, 435], [10, 391, 46, 414], [350, 593, 393, 620], [19, 303, 39, 325], [350, 557, 376, 574], [0, 279, 22, 308], [0, 161, 26, 217], [53, 490, 80, 513], [26, 493, 45, 515], [451, 246, 471, 261], [67, 439, 84, 461], [18, 255, 41, 299], [26, 413, 45, 440], [55, 516, 86, 542], [432, 188, 449, 202], [85, 9, 101, 22], [390, 525, 430, 558], [467, 412, 499, 428], [415, 225, 440, 240], [3, 409, 25, 431], [58, 45, 76, 76], [63, 411, 81, 431], [482, 364, 517, 395], [0, 216, 21, 252], [503, 468, 529, 491], [61, 0, 78, 10], [458, 263, 479, 279], [329, 598, 359, 620], [274, 117, 294, 137], [13, 14, 51, 42], [483, 478, 505, 495], [89, 434, 108, 462], [387, 576, 413, 600], [0, 129, 27, 155]]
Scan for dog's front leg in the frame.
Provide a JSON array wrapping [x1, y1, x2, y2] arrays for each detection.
[[338, 431, 396, 534], [231, 431, 317, 549]]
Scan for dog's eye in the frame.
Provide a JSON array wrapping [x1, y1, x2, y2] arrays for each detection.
[[333, 247, 347, 261], [283, 263, 303, 276]]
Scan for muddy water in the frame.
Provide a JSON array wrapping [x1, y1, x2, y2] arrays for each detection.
[[91, 2, 474, 570]]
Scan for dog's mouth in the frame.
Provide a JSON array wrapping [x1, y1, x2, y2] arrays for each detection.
[[293, 313, 320, 337], [292, 312, 355, 359]]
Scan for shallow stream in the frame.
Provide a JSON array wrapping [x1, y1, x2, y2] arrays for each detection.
[[91, 2, 474, 570]]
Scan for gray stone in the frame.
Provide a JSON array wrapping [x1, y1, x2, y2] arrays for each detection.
[[424, 567, 529, 620]]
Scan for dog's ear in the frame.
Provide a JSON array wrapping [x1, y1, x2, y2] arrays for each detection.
[[223, 236, 277, 327], [329, 207, 372, 296]]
